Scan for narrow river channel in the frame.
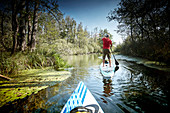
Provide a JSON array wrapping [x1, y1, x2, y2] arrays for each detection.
[[1, 54, 170, 113]]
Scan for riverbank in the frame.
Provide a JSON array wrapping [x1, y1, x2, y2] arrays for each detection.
[[0, 67, 71, 107], [115, 54, 170, 72]]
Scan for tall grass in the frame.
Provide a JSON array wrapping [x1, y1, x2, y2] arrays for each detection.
[[0, 50, 67, 76]]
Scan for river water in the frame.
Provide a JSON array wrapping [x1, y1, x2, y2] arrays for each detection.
[[1, 54, 170, 113]]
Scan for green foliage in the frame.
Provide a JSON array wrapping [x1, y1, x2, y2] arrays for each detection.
[[52, 54, 66, 70], [0, 55, 18, 75], [87, 45, 94, 53], [37, 12, 110, 56], [0, 50, 68, 75], [110, 0, 170, 64], [115, 38, 170, 64], [91, 42, 102, 53]]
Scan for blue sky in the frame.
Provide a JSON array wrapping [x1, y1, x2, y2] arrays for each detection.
[[58, 0, 122, 44]]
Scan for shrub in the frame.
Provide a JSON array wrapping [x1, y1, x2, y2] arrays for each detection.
[[52, 54, 67, 70], [88, 45, 94, 53], [0, 53, 18, 75]]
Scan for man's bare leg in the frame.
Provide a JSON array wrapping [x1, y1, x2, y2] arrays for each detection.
[[103, 59, 105, 67], [109, 59, 111, 67]]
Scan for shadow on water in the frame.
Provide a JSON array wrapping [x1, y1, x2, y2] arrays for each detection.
[[0, 54, 170, 113]]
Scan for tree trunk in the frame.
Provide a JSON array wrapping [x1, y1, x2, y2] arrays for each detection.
[[18, 1, 26, 51], [79, 35, 80, 48], [130, 15, 133, 42], [141, 17, 144, 42], [11, 0, 18, 55], [30, 1, 39, 52], [26, 0, 31, 46], [27, 16, 32, 46], [135, 16, 150, 40]]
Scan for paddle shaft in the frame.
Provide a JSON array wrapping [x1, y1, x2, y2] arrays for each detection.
[[110, 48, 119, 65]]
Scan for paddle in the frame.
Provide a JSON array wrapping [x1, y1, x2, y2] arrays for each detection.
[[110, 48, 119, 65]]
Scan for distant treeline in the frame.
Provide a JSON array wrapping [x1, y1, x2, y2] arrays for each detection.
[[108, 0, 170, 64]]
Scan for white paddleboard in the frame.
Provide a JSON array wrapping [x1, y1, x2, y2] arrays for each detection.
[[61, 81, 104, 113], [100, 61, 115, 78]]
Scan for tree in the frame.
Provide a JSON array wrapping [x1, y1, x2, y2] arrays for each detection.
[[0, 0, 62, 54], [11, 0, 18, 54], [18, 0, 26, 51], [30, 1, 39, 52], [0, 0, 12, 52], [108, 0, 170, 63], [77, 22, 83, 48]]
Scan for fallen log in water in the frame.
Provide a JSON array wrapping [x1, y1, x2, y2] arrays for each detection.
[[0, 74, 13, 81]]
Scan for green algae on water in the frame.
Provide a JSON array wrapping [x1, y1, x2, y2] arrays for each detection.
[[0, 67, 71, 107]]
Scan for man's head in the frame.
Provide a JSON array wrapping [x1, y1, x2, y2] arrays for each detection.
[[105, 34, 109, 38]]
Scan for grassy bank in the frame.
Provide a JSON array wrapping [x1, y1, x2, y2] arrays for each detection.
[[0, 49, 68, 76]]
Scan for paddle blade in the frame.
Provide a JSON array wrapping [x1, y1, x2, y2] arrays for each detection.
[[113, 55, 119, 65], [115, 60, 119, 65], [114, 66, 119, 72]]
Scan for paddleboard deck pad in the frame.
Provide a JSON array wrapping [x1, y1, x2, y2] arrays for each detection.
[[61, 81, 104, 113], [100, 61, 115, 78]]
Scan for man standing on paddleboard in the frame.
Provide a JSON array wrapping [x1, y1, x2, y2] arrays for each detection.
[[102, 34, 112, 67]]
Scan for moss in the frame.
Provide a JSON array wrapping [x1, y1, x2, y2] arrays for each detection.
[[143, 61, 170, 72], [0, 67, 71, 107]]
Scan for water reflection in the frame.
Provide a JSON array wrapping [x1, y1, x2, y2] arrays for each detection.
[[102, 66, 119, 97], [0, 54, 170, 113], [103, 79, 113, 97]]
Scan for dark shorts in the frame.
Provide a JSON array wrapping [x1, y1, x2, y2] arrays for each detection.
[[103, 49, 111, 60]]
